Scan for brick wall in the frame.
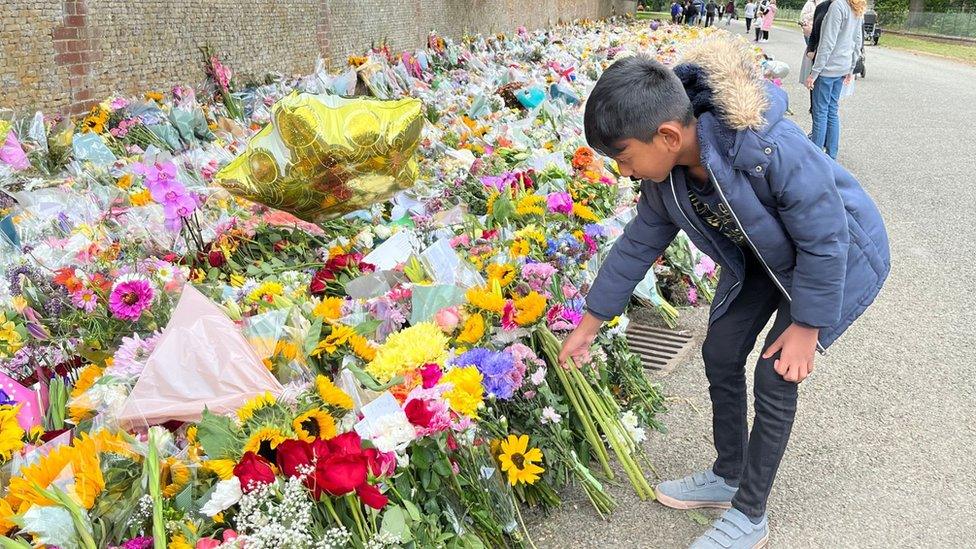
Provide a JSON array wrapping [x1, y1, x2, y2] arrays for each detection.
[[0, 0, 635, 116]]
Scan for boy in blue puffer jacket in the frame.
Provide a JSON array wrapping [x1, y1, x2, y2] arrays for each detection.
[[559, 36, 889, 549]]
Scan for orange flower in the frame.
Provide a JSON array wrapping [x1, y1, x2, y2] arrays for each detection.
[[572, 146, 596, 171]]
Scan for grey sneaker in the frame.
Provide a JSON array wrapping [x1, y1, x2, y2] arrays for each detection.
[[690, 508, 769, 549], [654, 470, 737, 510]]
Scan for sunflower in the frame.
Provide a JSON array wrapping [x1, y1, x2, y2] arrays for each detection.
[[486, 263, 517, 287], [311, 325, 357, 357], [161, 457, 192, 498], [247, 281, 284, 304], [7, 434, 104, 513], [237, 391, 277, 423], [348, 332, 377, 362], [242, 426, 287, 464], [466, 284, 505, 314], [510, 239, 530, 257], [88, 429, 139, 461], [514, 292, 547, 326], [204, 459, 236, 480], [292, 408, 337, 442], [572, 202, 600, 222], [497, 434, 545, 486], [316, 375, 354, 410], [81, 106, 109, 134], [0, 405, 25, 461], [515, 194, 545, 217]]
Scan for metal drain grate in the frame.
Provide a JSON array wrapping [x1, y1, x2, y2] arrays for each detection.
[[625, 323, 697, 373]]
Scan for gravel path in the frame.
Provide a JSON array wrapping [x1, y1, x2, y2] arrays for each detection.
[[531, 20, 976, 548]]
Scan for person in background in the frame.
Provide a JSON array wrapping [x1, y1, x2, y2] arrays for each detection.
[[800, 0, 818, 46], [672, 0, 685, 24], [686, 0, 700, 25], [806, 0, 865, 158], [744, 0, 757, 32], [693, 0, 706, 24], [705, 0, 720, 26], [759, 0, 777, 41], [725, 1, 737, 25], [799, 0, 832, 114]]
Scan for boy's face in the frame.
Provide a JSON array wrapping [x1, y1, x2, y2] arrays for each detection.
[[612, 133, 681, 184]]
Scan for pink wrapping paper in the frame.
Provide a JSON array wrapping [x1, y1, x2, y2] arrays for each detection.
[[116, 285, 284, 428], [0, 130, 30, 171], [0, 371, 47, 430]]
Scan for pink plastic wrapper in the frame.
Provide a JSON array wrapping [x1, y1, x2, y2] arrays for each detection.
[[116, 285, 284, 429], [0, 130, 30, 171], [0, 371, 47, 430]]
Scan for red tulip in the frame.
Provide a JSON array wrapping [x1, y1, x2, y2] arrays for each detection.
[[234, 452, 276, 493]]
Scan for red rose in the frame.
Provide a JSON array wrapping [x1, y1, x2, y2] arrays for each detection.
[[208, 248, 226, 268], [325, 431, 364, 456], [364, 447, 397, 478], [310, 267, 335, 295], [234, 452, 276, 493], [359, 261, 376, 274], [356, 483, 389, 510], [314, 454, 367, 497], [276, 438, 315, 479], [329, 253, 352, 270], [404, 399, 435, 429]]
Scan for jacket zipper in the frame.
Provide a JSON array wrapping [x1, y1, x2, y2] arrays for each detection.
[[668, 174, 740, 313], [705, 164, 827, 355]]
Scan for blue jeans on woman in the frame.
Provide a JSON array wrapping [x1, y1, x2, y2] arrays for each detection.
[[810, 75, 845, 159]]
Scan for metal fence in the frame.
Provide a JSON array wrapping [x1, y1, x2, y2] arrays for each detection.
[[879, 10, 976, 38]]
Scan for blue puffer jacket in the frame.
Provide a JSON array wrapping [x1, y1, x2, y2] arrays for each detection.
[[586, 35, 890, 351]]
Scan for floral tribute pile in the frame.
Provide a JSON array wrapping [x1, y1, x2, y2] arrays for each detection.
[[0, 17, 743, 549]]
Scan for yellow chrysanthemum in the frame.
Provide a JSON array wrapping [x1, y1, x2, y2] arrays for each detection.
[[498, 434, 545, 486], [0, 405, 25, 461], [486, 263, 517, 287], [457, 313, 485, 345], [313, 297, 345, 322], [162, 457, 191, 498], [129, 188, 153, 206], [68, 364, 104, 424], [204, 459, 237, 480], [572, 202, 600, 222], [237, 392, 277, 423], [292, 408, 337, 442], [316, 375, 354, 410], [515, 194, 545, 217], [514, 292, 547, 326], [366, 323, 449, 382], [242, 426, 287, 463], [466, 284, 505, 314], [116, 174, 133, 190], [441, 366, 484, 418], [247, 281, 284, 303]]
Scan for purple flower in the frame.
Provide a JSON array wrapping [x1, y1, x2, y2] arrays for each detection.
[[583, 224, 606, 239], [71, 288, 98, 313], [108, 331, 161, 378], [694, 256, 717, 278], [454, 348, 522, 400], [688, 286, 699, 305], [121, 537, 154, 549], [0, 389, 15, 406], [108, 276, 155, 321], [546, 192, 573, 214]]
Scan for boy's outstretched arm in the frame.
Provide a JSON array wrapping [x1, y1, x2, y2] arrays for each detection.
[[559, 185, 679, 366], [762, 130, 850, 382]]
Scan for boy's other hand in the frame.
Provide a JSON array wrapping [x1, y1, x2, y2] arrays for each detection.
[[763, 323, 819, 383], [558, 312, 604, 369]]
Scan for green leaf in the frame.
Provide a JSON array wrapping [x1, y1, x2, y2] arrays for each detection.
[[688, 510, 711, 526], [380, 505, 413, 543], [260, 262, 274, 275], [173, 483, 195, 513], [354, 319, 382, 337], [433, 458, 452, 478], [303, 319, 323, 355], [342, 362, 403, 392], [196, 408, 241, 459], [490, 191, 515, 224], [403, 500, 422, 522]]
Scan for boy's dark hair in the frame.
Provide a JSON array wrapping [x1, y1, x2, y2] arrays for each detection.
[[584, 54, 694, 158]]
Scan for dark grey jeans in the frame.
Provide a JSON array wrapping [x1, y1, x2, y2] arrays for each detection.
[[703, 252, 799, 520]]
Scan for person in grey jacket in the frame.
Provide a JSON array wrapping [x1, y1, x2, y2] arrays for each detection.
[[805, 0, 865, 158], [561, 35, 888, 549]]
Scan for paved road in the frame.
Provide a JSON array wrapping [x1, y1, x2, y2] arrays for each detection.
[[532, 19, 976, 548]]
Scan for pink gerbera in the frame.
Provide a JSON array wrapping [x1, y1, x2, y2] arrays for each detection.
[[109, 275, 155, 321], [71, 288, 99, 313]]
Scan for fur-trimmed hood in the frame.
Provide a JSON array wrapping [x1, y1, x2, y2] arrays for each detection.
[[673, 34, 779, 132]]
